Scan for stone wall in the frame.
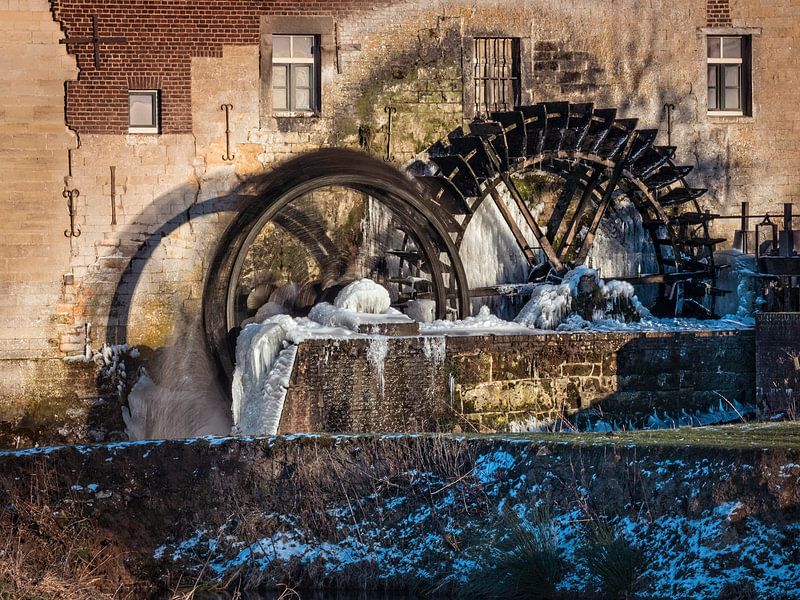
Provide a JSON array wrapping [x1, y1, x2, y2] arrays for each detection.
[[755, 313, 800, 417], [1, 0, 797, 421], [281, 329, 755, 433], [0, 0, 81, 437]]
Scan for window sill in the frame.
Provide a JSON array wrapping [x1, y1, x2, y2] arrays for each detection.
[[707, 112, 754, 124], [128, 127, 160, 134], [273, 112, 319, 118]]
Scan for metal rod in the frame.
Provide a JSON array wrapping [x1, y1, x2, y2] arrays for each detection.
[[663, 103, 675, 146], [384, 106, 396, 161], [110, 165, 117, 226], [221, 103, 234, 161], [740, 201, 749, 231], [63, 188, 81, 238]]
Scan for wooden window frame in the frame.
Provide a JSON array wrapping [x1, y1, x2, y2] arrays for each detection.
[[272, 34, 319, 115]]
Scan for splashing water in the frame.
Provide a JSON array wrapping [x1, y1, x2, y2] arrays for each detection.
[[123, 315, 232, 440]]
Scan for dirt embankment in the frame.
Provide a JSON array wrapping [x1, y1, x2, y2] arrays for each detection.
[[0, 428, 799, 599]]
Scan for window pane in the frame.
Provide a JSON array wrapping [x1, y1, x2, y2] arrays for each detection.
[[273, 35, 291, 58], [292, 36, 314, 58], [707, 65, 718, 86], [707, 36, 721, 58], [708, 87, 718, 110], [724, 86, 741, 110], [723, 37, 742, 59], [295, 65, 311, 87], [725, 65, 740, 87], [129, 93, 155, 127], [273, 64, 287, 87], [273, 87, 288, 110], [294, 88, 311, 110]]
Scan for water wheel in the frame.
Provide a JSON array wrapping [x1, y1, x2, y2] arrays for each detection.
[[204, 149, 470, 377], [418, 101, 724, 317]]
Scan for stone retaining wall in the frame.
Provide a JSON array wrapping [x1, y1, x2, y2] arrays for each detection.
[[280, 329, 755, 433]]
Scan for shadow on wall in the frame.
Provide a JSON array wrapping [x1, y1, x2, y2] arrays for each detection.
[[553, 332, 757, 433], [94, 175, 247, 440]]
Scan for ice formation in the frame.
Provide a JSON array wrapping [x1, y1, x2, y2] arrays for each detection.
[[514, 266, 650, 330], [232, 280, 402, 435], [584, 197, 658, 279], [508, 398, 757, 434], [231, 315, 299, 435], [405, 299, 436, 323], [458, 183, 535, 318], [366, 337, 389, 396], [421, 305, 533, 336], [334, 278, 391, 314]]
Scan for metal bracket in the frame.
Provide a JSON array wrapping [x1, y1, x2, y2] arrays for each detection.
[[110, 165, 117, 225], [221, 103, 235, 161], [384, 106, 396, 161], [663, 103, 675, 146], [63, 188, 81, 238]]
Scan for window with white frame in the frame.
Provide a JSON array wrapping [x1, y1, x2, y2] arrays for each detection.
[[272, 34, 318, 114], [707, 36, 751, 115], [128, 90, 159, 133]]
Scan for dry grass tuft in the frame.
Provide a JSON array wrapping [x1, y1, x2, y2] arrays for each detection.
[[0, 460, 134, 599]]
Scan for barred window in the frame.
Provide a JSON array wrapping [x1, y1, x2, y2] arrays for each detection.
[[707, 35, 751, 115], [473, 37, 520, 116]]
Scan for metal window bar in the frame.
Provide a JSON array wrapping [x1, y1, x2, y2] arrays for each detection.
[[474, 37, 519, 116]]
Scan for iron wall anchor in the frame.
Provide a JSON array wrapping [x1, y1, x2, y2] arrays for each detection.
[[384, 106, 396, 161], [221, 103, 235, 161], [110, 165, 117, 225], [663, 103, 675, 146], [63, 188, 81, 238]]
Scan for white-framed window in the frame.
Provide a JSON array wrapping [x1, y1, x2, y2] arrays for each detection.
[[707, 36, 750, 116], [272, 34, 318, 114], [128, 90, 160, 133]]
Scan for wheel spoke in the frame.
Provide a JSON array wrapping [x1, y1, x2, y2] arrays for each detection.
[[574, 136, 637, 264], [546, 169, 582, 244], [500, 173, 564, 271], [557, 169, 602, 258]]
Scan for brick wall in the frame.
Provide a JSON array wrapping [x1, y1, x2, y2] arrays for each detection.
[[2, 0, 799, 434], [280, 330, 755, 433], [49, 0, 386, 134], [707, 0, 732, 26]]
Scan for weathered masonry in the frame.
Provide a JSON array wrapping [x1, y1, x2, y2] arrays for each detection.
[[282, 329, 755, 433], [1, 0, 799, 440]]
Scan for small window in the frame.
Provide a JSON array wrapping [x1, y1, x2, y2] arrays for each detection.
[[707, 36, 751, 115], [272, 34, 318, 114], [474, 37, 520, 116], [128, 90, 159, 133]]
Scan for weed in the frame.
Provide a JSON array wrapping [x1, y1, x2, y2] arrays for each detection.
[[458, 509, 565, 599], [582, 520, 646, 599]]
